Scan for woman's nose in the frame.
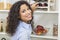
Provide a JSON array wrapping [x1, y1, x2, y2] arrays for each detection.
[[27, 10, 31, 15]]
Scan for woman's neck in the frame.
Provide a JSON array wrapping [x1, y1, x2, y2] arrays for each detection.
[[20, 20, 30, 24]]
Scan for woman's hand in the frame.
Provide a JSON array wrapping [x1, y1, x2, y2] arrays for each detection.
[[31, 2, 39, 11]]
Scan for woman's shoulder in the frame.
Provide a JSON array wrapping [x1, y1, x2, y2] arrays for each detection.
[[17, 24, 26, 32]]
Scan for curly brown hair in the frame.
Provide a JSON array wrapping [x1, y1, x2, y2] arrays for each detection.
[[6, 1, 33, 36]]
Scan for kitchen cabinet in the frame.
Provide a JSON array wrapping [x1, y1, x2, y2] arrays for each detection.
[[0, 0, 58, 40]]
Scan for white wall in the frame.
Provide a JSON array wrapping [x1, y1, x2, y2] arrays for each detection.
[[0, 12, 8, 19]]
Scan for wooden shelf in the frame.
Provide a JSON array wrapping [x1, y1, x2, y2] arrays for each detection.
[[34, 10, 58, 13], [39, 2, 48, 3], [0, 32, 6, 34], [37, 7, 48, 8], [0, 10, 9, 13], [0, 32, 58, 39], [0, 10, 58, 13], [31, 34, 58, 39]]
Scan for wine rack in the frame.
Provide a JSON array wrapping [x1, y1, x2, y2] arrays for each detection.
[[27, 0, 57, 11]]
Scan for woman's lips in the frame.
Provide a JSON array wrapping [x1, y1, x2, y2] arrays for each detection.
[[27, 15, 32, 18]]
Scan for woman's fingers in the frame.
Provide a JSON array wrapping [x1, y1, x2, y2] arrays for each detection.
[[31, 2, 39, 11], [34, 2, 39, 6]]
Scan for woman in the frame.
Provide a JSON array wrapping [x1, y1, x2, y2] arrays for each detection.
[[6, 1, 38, 40]]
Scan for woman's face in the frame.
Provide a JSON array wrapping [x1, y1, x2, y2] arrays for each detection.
[[19, 4, 32, 22]]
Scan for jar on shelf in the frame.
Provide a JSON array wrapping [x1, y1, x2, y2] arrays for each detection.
[[50, 6, 56, 11], [50, 0, 55, 3], [0, 19, 3, 32], [0, 2, 4, 10], [53, 24, 58, 36], [0, 20, 1, 31], [0, 1, 12, 10]]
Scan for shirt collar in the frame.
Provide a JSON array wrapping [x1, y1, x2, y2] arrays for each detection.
[[19, 21, 31, 29]]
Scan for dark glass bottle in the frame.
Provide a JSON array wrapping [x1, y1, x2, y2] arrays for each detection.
[[37, 3, 42, 6], [44, 3, 48, 6]]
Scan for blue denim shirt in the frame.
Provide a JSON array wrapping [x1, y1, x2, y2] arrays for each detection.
[[11, 21, 32, 40]]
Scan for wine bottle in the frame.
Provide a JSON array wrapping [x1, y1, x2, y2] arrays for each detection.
[[37, 3, 42, 6], [44, 3, 48, 6]]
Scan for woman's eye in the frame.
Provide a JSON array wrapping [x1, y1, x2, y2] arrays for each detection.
[[27, 8, 30, 10], [22, 10, 26, 13]]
